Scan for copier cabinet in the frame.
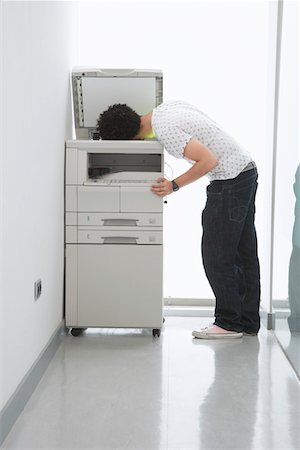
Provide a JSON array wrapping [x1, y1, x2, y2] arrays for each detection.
[[65, 140, 164, 336], [66, 244, 163, 328]]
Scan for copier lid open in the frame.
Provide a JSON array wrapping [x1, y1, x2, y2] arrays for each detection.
[[72, 68, 163, 140]]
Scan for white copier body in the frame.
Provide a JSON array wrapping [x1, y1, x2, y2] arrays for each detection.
[[65, 69, 164, 335]]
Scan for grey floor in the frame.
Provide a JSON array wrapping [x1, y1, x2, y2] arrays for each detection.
[[1, 317, 300, 450]]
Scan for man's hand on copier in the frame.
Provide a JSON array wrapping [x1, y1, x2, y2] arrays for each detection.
[[151, 178, 173, 196]]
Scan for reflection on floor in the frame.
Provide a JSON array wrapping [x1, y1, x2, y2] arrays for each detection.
[[274, 316, 300, 376], [1, 317, 300, 450]]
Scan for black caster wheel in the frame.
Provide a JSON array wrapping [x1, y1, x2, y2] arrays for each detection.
[[152, 328, 161, 338], [70, 328, 85, 337]]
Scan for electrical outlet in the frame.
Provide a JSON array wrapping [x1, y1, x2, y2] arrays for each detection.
[[34, 279, 42, 301]]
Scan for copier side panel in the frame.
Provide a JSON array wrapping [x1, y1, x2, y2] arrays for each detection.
[[65, 245, 78, 326]]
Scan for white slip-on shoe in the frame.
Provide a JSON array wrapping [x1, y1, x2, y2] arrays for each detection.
[[192, 324, 243, 339]]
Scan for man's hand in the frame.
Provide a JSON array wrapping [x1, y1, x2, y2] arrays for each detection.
[[151, 177, 173, 196]]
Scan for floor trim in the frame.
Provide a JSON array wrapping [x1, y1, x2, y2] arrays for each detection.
[[0, 321, 66, 446]]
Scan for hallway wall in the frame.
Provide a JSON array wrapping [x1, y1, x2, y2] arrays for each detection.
[[0, 1, 78, 410]]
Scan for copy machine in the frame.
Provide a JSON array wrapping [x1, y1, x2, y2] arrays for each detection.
[[65, 68, 164, 337]]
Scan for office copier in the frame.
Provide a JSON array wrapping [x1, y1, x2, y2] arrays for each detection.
[[65, 68, 164, 337]]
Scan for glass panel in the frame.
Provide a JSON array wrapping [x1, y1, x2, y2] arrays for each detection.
[[273, 1, 299, 376]]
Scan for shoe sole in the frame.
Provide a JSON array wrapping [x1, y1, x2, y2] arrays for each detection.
[[243, 332, 258, 336], [192, 331, 243, 339]]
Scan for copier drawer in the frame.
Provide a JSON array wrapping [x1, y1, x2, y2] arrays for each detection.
[[78, 186, 119, 212], [77, 212, 162, 227], [78, 229, 162, 245], [76, 186, 162, 213], [121, 187, 163, 213]]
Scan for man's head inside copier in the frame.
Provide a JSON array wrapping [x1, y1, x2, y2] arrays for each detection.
[[97, 104, 141, 140]]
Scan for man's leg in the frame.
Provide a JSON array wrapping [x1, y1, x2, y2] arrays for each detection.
[[201, 171, 258, 333], [238, 181, 261, 334]]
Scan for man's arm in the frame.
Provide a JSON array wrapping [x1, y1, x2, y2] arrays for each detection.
[[151, 138, 218, 196]]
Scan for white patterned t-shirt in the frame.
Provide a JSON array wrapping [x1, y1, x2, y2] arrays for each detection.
[[151, 100, 252, 180]]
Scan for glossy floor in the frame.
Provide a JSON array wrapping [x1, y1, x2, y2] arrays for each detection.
[[274, 317, 300, 375], [2, 317, 300, 450]]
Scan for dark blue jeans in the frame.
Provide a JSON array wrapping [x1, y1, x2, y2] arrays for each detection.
[[202, 168, 261, 333]]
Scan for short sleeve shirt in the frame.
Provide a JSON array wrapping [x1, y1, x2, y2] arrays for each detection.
[[151, 100, 252, 180]]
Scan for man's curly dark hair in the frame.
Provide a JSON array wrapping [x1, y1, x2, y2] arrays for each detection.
[[96, 104, 141, 140]]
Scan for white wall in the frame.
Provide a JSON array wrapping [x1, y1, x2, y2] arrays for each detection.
[[78, 0, 270, 303], [0, 1, 78, 410]]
